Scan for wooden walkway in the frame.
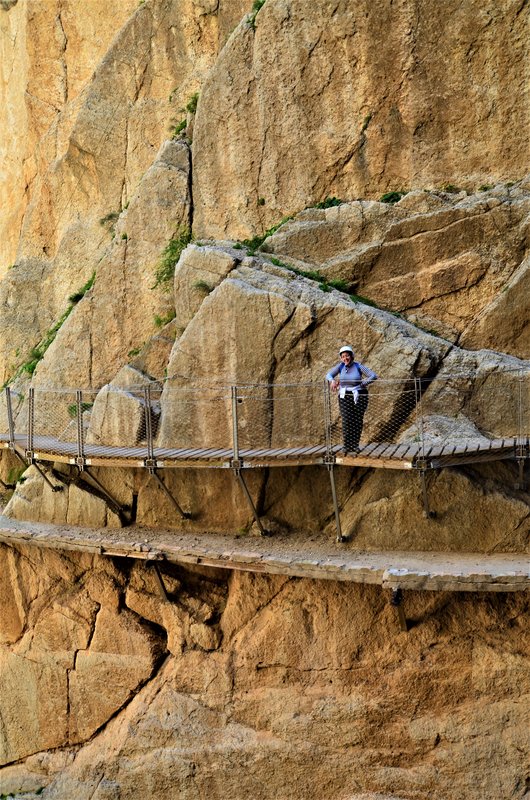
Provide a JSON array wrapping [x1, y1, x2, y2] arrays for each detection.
[[0, 516, 527, 593], [0, 432, 526, 470]]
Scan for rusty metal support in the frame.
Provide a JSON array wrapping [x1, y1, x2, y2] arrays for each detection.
[[327, 464, 344, 542], [515, 458, 527, 491], [150, 563, 169, 602], [149, 469, 189, 520], [420, 469, 431, 518], [83, 468, 128, 518], [390, 588, 408, 632]]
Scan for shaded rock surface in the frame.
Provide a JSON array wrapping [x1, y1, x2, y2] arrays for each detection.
[[0, 553, 527, 799]]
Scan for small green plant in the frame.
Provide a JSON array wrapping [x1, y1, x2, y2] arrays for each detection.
[[269, 257, 381, 307], [257, 197, 266, 206], [506, 181, 515, 188], [7, 466, 26, 484], [479, 184, 492, 192], [380, 191, 405, 204], [67, 401, 93, 418], [128, 344, 143, 358], [248, 0, 266, 28], [313, 196, 344, 209], [99, 211, 120, 226], [121, 232, 128, 241], [193, 280, 212, 293], [241, 214, 293, 253], [441, 184, 462, 194], [361, 113, 372, 133], [186, 93, 199, 114], [154, 310, 176, 328], [233, 243, 243, 250], [68, 272, 95, 303], [152, 227, 192, 290], [172, 119, 186, 137]]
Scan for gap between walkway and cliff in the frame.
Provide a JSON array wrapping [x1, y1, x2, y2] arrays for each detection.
[[0, 515, 528, 593]]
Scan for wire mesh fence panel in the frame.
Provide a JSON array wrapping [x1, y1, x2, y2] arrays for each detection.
[[28, 389, 86, 456], [419, 371, 526, 445], [328, 380, 420, 452], [156, 382, 233, 453], [85, 386, 151, 454], [6, 372, 530, 462], [236, 383, 328, 452], [0, 388, 27, 438]]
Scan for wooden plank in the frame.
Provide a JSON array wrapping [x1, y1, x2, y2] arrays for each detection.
[[423, 444, 445, 458], [239, 456, 325, 468], [377, 443, 401, 458], [366, 443, 390, 459], [357, 443, 380, 457], [388, 443, 416, 459]]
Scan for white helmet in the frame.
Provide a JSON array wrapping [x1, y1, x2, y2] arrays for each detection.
[[339, 345, 354, 356]]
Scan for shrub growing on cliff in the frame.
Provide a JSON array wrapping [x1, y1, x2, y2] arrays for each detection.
[[152, 227, 192, 291], [313, 197, 344, 209], [186, 93, 199, 114], [249, 0, 266, 28], [241, 215, 293, 253], [380, 191, 405, 204]]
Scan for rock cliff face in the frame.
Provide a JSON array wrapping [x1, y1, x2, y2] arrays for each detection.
[[0, 1, 529, 798]]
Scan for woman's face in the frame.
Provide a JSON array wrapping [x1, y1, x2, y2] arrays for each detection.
[[340, 352, 353, 365]]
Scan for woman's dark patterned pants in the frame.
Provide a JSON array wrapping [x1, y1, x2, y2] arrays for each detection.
[[338, 389, 368, 451]]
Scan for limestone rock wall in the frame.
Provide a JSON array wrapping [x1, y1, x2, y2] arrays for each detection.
[[192, 0, 530, 240], [0, 0, 249, 384], [0, 550, 528, 799], [0, 1, 530, 797]]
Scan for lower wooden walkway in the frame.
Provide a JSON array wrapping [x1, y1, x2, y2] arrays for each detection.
[[0, 516, 527, 594]]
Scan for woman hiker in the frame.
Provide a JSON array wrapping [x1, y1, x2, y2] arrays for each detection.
[[326, 345, 378, 454]]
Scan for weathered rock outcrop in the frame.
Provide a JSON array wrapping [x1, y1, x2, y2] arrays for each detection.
[[192, 0, 530, 240], [264, 185, 530, 356]]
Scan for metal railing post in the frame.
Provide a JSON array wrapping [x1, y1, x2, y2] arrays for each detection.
[[76, 389, 86, 468], [414, 376, 432, 517], [144, 385, 154, 467], [414, 377, 425, 462], [26, 387, 35, 461], [231, 385, 266, 535], [6, 387, 15, 450], [323, 378, 332, 460], [231, 385, 240, 468], [23, 386, 60, 491], [515, 370, 527, 489]]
